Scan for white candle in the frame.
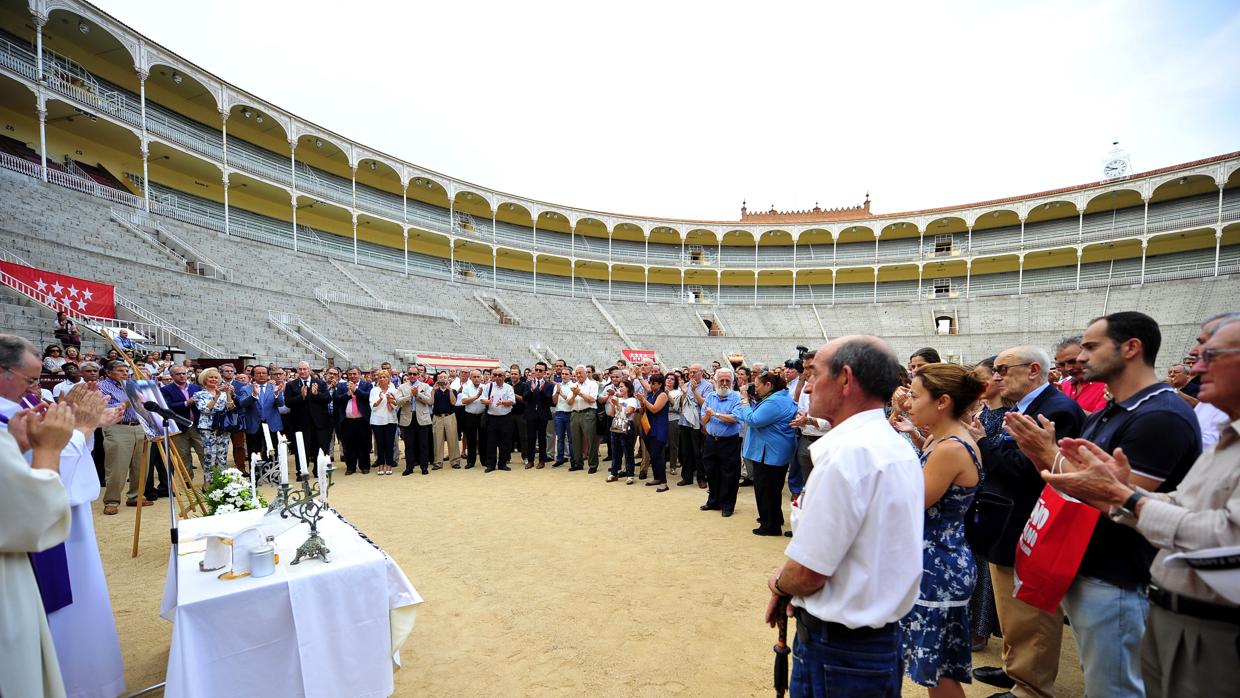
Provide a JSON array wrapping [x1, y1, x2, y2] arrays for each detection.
[[262, 422, 274, 455], [294, 431, 308, 476], [249, 455, 258, 499], [277, 440, 289, 484]]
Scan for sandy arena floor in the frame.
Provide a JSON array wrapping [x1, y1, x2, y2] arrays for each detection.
[[96, 453, 1084, 697]]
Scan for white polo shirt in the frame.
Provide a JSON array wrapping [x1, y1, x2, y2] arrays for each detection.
[[785, 407, 923, 629]]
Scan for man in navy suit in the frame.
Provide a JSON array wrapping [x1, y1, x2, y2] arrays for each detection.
[[332, 366, 373, 474], [971, 345, 1086, 698], [285, 360, 332, 469], [161, 364, 204, 476], [522, 361, 556, 468], [241, 365, 285, 460]]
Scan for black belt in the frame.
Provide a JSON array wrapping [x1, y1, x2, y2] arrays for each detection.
[[116, 420, 140, 426], [793, 607, 896, 643], [707, 433, 739, 440], [1148, 585, 1240, 625]]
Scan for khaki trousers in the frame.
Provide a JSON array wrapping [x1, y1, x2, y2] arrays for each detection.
[[990, 563, 1062, 698], [432, 413, 459, 466], [1143, 603, 1240, 698], [102, 423, 145, 505], [170, 426, 205, 475]]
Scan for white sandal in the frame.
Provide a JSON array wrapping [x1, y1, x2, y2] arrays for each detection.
[[626, 477, 635, 485]]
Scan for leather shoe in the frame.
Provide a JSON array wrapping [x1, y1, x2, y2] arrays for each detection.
[[973, 667, 1015, 689], [401, 469, 414, 476], [498, 465, 511, 471], [676, 480, 692, 486], [721, 511, 733, 518], [700, 504, 719, 511]]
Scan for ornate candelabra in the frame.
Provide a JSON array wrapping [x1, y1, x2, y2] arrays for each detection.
[[280, 463, 334, 565]]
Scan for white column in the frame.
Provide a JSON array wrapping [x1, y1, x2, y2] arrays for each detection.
[[1078, 210, 1084, 243], [1142, 198, 1149, 237], [571, 260, 575, 299], [643, 267, 647, 303], [917, 264, 923, 298], [570, 222, 575, 258], [34, 13, 44, 82], [872, 267, 878, 303], [679, 267, 684, 304], [351, 166, 358, 264], [290, 141, 298, 252], [532, 255, 538, 293], [491, 248, 497, 291], [1075, 249, 1082, 291], [1140, 239, 1147, 285], [791, 238, 798, 305], [138, 69, 150, 211], [36, 101, 47, 182], [220, 110, 229, 170], [449, 241, 455, 278], [831, 270, 836, 306], [1217, 185, 1225, 277], [532, 217, 537, 249], [492, 211, 497, 244], [1017, 255, 1024, 295], [448, 198, 454, 236], [966, 261, 972, 297], [402, 187, 407, 224], [403, 228, 408, 276], [832, 236, 838, 266], [919, 231, 925, 259], [753, 271, 758, 306], [1019, 217, 1025, 248], [967, 225, 973, 252], [222, 173, 230, 235]]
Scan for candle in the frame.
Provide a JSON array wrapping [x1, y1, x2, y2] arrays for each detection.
[[294, 431, 308, 476], [277, 440, 289, 484], [249, 455, 258, 499], [262, 422, 274, 456]]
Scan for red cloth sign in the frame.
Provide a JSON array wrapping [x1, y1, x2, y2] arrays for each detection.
[[622, 349, 657, 364], [1013, 485, 1100, 613], [0, 261, 115, 318]]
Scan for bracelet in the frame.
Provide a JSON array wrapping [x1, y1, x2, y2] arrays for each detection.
[[773, 572, 789, 596]]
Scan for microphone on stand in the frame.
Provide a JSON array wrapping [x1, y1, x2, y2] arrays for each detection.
[[143, 401, 193, 430]]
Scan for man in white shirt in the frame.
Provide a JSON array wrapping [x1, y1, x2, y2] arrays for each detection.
[[552, 367, 574, 466], [567, 365, 599, 472], [457, 370, 485, 469], [480, 368, 516, 472], [765, 336, 923, 697]]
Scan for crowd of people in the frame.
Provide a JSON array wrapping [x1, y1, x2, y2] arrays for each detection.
[[2, 306, 1238, 697]]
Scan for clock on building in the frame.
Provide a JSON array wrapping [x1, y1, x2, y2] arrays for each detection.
[[1102, 142, 1131, 180]]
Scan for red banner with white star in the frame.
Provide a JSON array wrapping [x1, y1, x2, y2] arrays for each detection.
[[0, 261, 115, 318]]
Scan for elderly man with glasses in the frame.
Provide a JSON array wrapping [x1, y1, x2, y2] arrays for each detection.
[[480, 368, 516, 472], [967, 345, 1086, 697], [96, 359, 149, 515]]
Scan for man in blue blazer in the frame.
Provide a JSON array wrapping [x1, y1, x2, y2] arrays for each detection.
[[242, 365, 285, 460], [332, 366, 373, 474], [161, 364, 204, 475], [972, 345, 1085, 697], [522, 361, 556, 467]]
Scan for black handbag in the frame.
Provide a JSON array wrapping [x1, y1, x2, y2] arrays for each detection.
[[964, 491, 1014, 561]]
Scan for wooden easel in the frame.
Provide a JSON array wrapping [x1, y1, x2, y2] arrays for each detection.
[[131, 434, 208, 557]]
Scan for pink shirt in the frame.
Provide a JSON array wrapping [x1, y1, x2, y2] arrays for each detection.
[[1059, 377, 1108, 413]]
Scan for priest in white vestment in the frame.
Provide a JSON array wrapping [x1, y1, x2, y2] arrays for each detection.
[[0, 406, 75, 698], [47, 385, 127, 698]]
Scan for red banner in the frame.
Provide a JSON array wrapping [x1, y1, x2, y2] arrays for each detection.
[[0, 261, 115, 318], [622, 349, 657, 364]]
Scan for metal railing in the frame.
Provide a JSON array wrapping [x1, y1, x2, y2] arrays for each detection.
[[112, 208, 232, 280], [314, 287, 458, 322], [268, 312, 329, 362]]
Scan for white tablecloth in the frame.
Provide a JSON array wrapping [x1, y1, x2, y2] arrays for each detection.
[[160, 509, 422, 698]]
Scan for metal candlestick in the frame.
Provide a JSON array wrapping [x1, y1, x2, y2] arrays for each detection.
[[280, 464, 334, 564]]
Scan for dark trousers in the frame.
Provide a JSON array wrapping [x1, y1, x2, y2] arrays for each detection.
[[92, 426, 106, 484], [702, 434, 741, 512], [459, 411, 482, 466], [245, 429, 281, 459], [340, 418, 372, 473], [679, 427, 705, 483], [315, 425, 334, 466], [484, 413, 514, 469], [797, 434, 820, 485], [371, 424, 397, 467], [512, 411, 528, 456], [146, 442, 169, 497], [645, 435, 668, 483], [791, 610, 902, 697], [401, 423, 431, 471], [753, 462, 789, 532], [608, 428, 636, 476], [526, 416, 549, 463]]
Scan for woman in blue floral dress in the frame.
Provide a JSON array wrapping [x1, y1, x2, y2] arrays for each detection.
[[899, 363, 986, 697]]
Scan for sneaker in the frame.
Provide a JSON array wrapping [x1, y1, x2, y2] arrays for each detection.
[[451, 463, 461, 469]]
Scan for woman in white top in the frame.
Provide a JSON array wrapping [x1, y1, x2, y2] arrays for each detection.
[[42, 344, 68, 374], [606, 380, 639, 484], [665, 373, 685, 477], [369, 370, 400, 475]]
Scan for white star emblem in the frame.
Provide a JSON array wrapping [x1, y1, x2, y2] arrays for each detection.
[[75, 299, 86, 310], [82, 288, 93, 301], [67, 285, 79, 298], [35, 279, 47, 292], [51, 281, 64, 295]]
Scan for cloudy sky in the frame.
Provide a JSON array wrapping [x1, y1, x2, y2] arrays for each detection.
[[96, 0, 1240, 220]]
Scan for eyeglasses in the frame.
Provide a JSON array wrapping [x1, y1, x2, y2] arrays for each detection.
[[1198, 348, 1240, 365], [993, 362, 1032, 377], [3, 367, 40, 386]]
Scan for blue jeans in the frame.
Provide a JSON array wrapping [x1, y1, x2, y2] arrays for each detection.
[[790, 616, 902, 697], [787, 455, 805, 495], [1061, 575, 1148, 698], [553, 411, 573, 462]]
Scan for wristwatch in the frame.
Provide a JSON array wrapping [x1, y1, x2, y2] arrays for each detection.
[[1119, 490, 1146, 518]]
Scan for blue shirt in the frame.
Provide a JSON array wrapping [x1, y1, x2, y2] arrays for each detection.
[[99, 378, 139, 423], [703, 390, 742, 437], [734, 389, 800, 465], [1015, 381, 1052, 415], [1076, 382, 1200, 589]]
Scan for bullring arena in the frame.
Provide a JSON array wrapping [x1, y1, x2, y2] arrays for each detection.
[[1, 0, 1237, 696]]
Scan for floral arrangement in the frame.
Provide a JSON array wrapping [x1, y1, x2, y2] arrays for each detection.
[[205, 467, 267, 516]]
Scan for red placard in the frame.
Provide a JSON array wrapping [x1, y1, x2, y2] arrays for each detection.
[[0, 261, 116, 318], [621, 349, 657, 364]]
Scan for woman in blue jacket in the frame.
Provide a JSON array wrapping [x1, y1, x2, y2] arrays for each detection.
[[734, 371, 799, 536]]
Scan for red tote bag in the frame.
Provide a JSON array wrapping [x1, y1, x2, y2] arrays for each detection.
[[1012, 484, 1100, 613]]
